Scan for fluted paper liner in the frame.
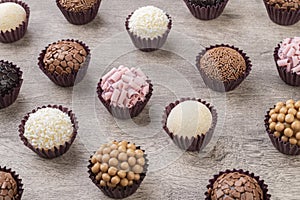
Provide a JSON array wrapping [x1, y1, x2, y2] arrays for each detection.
[[205, 169, 271, 200], [265, 106, 300, 155], [88, 145, 148, 199], [56, 0, 101, 25], [0, 0, 30, 43], [19, 105, 78, 159], [97, 79, 153, 120], [125, 13, 172, 52], [0, 60, 23, 109], [274, 43, 300, 86], [263, 0, 300, 26], [0, 166, 24, 200], [196, 44, 252, 92], [183, 0, 229, 20], [38, 39, 91, 87], [162, 98, 217, 152]]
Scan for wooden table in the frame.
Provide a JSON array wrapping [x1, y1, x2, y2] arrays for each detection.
[[0, 0, 299, 199]]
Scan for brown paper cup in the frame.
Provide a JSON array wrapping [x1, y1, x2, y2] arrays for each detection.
[[183, 0, 229, 20], [56, 0, 101, 25], [97, 79, 153, 120], [205, 169, 271, 200], [88, 145, 148, 199], [0, 60, 23, 109], [196, 44, 252, 92], [37, 39, 91, 87], [265, 107, 300, 155], [274, 44, 300, 86], [263, 0, 300, 26], [0, 0, 30, 43], [162, 98, 217, 152], [0, 166, 24, 200], [125, 13, 172, 52], [19, 105, 78, 159]]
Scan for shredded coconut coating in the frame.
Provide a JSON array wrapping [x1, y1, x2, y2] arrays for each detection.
[[128, 6, 169, 39], [24, 108, 73, 150]]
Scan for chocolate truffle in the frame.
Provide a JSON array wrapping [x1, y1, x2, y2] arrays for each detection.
[[100, 65, 150, 108], [208, 172, 264, 200], [0, 171, 18, 200], [268, 99, 300, 146], [0, 61, 21, 96], [277, 37, 300, 74], [166, 100, 212, 137], [200, 47, 247, 82], [43, 40, 87, 76], [23, 107, 74, 150], [128, 6, 169, 39], [0, 2, 26, 32], [189, 0, 224, 6], [265, 0, 300, 11], [58, 0, 98, 12], [89, 141, 147, 198]]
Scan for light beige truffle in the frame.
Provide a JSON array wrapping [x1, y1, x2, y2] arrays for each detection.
[[166, 100, 212, 138], [0, 2, 26, 32]]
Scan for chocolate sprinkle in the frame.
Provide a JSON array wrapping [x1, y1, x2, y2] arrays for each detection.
[[0, 171, 18, 200], [200, 47, 247, 82], [0, 61, 20, 95], [266, 0, 300, 11], [188, 0, 224, 6], [59, 0, 98, 12]]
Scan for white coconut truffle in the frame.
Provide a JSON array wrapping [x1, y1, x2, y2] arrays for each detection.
[[128, 6, 169, 39], [24, 107, 73, 150], [0, 2, 26, 32], [166, 100, 212, 138]]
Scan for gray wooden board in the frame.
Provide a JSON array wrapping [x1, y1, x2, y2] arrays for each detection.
[[0, 0, 300, 199]]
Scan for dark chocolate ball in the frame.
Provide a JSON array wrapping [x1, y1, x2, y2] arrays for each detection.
[[189, 0, 224, 6], [0, 61, 20, 95]]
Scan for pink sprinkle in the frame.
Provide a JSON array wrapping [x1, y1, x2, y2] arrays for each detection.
[[277, 59, 288, 67]]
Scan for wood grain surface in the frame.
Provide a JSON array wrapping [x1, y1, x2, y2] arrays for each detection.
[[0, 0, 300, 199]]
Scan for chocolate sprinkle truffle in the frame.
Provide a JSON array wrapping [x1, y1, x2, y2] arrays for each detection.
[[265, 0, 300, 11], [208, 172, 264, 200], [200, 47, 247, 82], [189, 0, 224, 6], [0, 171, 18, 200], [0, 61, 20, 96], [43, 40, 87, 76], [59, 0, 98, 12]]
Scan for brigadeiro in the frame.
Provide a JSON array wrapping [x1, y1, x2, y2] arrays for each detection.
[[265, 99, 300, 155], [274, 37, 300, 86], [263, 0, 300, 25], [196, 44, 252, 92], [183, 0, 229, 20], [0, 166, 24, 200], [56, 0, 101, 25], [97, 65, 153, 119], [38, 39, 91, 87], [0, 0, 30, 43], [19, 105, 78, 159], [205, 169, 271, 200], [162, 98, 217, 151], [0, 60, 23, 109], [88, 141, 148, 199], [125, 6, 172, 52]]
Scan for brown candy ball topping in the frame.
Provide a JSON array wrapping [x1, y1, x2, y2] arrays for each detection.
[[0, 171, 18, 200], [43, 41, 87, 76], [269, 100, 300, 146], [200, 47, 246, 82], [90, 141, 146, 188], [208, 172, 264, 200], [266, 0, 300, 11]]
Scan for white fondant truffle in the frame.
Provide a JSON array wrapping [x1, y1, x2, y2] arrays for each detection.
[[0, 2, 26, 32], [166, 100, 212, 138]]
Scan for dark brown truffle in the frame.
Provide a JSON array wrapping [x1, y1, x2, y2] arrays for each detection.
[[208, 172, 264, 200], [59, 0, 98, 12], [200, 47, 246, 82], [189, 0, 224, 6]]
